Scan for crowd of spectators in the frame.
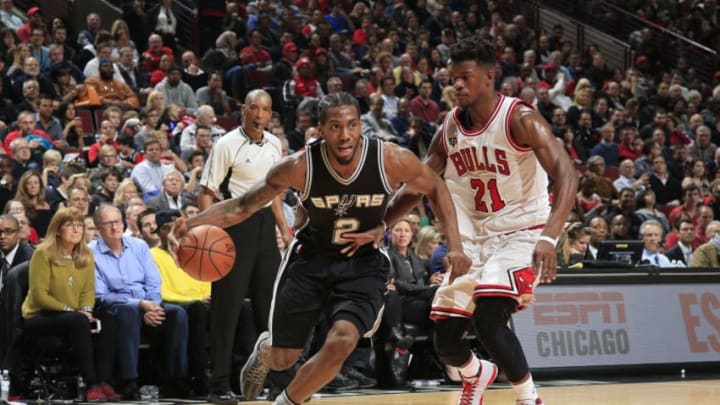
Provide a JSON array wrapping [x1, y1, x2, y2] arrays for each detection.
[[0, 0, 717, 400]]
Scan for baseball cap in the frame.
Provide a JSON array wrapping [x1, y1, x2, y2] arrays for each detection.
[[543, 63, 558, 71], [27, 6, 40, 16], [156, 209, 181, 230]]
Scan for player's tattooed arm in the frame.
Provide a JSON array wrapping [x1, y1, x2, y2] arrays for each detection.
[[184, 153, 307, 230]]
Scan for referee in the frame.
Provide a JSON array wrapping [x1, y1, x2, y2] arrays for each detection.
[[199, 89, 292, 402]]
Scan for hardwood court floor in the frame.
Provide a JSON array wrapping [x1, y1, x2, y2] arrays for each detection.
[[242, 379, 720, 405]]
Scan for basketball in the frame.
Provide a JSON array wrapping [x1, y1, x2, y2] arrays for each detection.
[[177, 225, 236, 282]]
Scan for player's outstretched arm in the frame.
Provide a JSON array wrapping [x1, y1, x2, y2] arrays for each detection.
[[171, 154, 306, 246], [384, 142, 470, 281], [512, 105, 578, 283]]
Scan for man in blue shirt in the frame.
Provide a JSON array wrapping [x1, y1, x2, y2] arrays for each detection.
[[640, 219, 672, 267], [91, 204, 189, 399]]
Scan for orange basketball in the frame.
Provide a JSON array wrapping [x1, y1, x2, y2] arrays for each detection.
[[177, 225, 236, 282]]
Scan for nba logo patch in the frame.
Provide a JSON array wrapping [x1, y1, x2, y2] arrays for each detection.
[[448, 131, 457, 148]]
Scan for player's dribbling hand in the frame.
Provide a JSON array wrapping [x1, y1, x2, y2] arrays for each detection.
[[533, 239, 557, 283], [339, 222, 386, 257], [446, 250, 471, 284], [168, 217, 188, 261]]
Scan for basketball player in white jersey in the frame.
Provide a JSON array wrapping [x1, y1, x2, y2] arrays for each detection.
[[384, 37, 577, 404]]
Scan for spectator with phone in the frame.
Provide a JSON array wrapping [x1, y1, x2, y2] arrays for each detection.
[[20, 207, 120, 402]]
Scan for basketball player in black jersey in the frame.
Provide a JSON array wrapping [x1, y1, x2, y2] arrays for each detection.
[[171, 92, 471, 405]]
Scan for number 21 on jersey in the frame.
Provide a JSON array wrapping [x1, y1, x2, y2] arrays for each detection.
[[470, 178, 506, 213]]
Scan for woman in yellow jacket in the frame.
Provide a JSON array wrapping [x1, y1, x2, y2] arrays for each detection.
[[21, 207, 119, 402]]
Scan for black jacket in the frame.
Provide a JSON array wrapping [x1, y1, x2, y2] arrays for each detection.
[[387, 244, 432, 296]]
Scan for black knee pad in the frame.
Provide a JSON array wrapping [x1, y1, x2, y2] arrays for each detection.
[[433, 318, 473, 367], [472, 297, 529, 382]]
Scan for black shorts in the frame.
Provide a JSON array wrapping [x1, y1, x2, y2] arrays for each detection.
[[270, 243, 390, 349]]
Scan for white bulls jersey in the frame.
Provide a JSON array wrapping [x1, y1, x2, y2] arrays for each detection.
[[440, 95, 550, 242]]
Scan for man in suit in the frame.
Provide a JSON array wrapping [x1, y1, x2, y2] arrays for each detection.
[[0, 214, 35, 292], [665, 219, 695, 266], [146, 170, 191, 211]]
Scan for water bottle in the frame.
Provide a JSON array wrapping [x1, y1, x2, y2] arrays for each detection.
[[1, 369, 10, 402], [76, 376, 86, 402]]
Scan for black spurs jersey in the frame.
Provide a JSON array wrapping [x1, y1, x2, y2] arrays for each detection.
[[298, 137, 393, 257]]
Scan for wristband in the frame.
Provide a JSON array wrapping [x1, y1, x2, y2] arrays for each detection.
[[537, 235, 558, 247]]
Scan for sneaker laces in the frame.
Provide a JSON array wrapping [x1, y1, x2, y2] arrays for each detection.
[[245, 357, 269, 384], [458, 375, 479, 405]]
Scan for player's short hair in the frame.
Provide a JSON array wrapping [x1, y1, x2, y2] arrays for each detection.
[[317, 92, 360, 124], [449, 35, 496, 67]]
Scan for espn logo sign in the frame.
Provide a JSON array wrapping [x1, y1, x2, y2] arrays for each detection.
[[679, 292, 720, 353], [533, 292, 627, 325]]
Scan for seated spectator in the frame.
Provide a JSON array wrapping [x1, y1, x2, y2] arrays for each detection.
[[687, 125, 716, 164], [10, 56, 56, 104], [195, 72, 230, 117], [113, 178, 139, 209], [648, 155, 682, 206], [131, 138, 174, 200], [84, 58, 140, 111], [635, 189, 671, 234], [35, 94, 65, 147], [16, 171, 52, 238], [0, 0, 22, 31], [414, 226, 442, 262], [89, 145, 122, 189], [560, 127, 583, 164], [179, 106, 225, 153], [90, 204, 188, 399], [605, 187, 642, 239], [409, 79, 440, 126], [584, 156, 618, 203], [46, 166, 79, 211], [180, 125, 213, 163], [82, 42, 126, 84], [4, 111, 53, 161], [117, 46, 148, 94], [0, 213, 34, 288], [689, 219, 720, 267], [123, 204, 145, 239], [20, 207, 120, 402], [639, 219, 672, 267], [143, 33, 175, 74], [56, 103, 88, 149], [183, 151, 204, 198], [668, 184, 702, 226], [589, 123, 619, 166], [361, 94, 399, 142], [665, 219, 696, 267], [155, 64, 197, 117], [557, 222, 592, 267], [285, 57, 324, 100], [90, 168, 121, 210], [148, 54, 173, 88], [587, 216, 609, 259], [180, 50, 207, 92], [614, 159, 648, 194], [146, 170, 191, 211], [40, 149, 61, 191], [153, 130, 187, 173], [682, 159, 710, 197], [608, 213, 631, 240], [87, 120, 119, 167], [66, 186, 91, 217], [151, 209, 210, 395], [693, 205, 715, 247], [576, 176, 602, 220], [137, 208, 160, 248]]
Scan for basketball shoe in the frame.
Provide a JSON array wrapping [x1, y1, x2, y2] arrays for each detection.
[[457, 360, 498, 405], [241, 331, 271, 401]]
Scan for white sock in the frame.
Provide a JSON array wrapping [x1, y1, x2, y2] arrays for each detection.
[[458, 354, 480, 379], [273, 390, 299, 405], [512, 374, 538, 401]]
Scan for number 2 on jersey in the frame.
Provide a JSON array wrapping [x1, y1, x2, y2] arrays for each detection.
[[332, 218, 360, 244], [470, 178, 506, 213]]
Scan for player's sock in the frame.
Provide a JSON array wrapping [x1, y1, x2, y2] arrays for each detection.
[[512, 374, 538, 402], [458, 354, 480, 379], [273, 390, 300, 405]]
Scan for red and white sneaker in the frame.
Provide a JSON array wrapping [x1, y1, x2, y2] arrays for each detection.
[[517, 398, 544, 405], [457, 360, 498, 405]]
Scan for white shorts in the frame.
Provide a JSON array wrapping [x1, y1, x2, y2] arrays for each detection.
[[430, 229, 542, 319]]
